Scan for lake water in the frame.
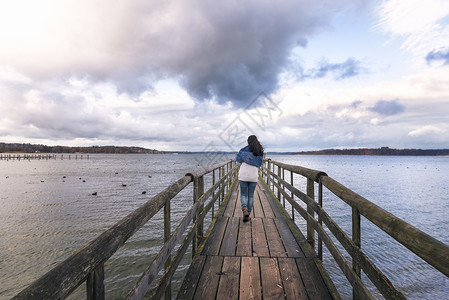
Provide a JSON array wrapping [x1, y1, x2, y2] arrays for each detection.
[[1, 154, 448, 299]]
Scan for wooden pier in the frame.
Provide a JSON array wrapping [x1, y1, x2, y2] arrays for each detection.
[[13, 159, 449, 299], [177, 180, 335, 299], [0, 154, 89, 160]]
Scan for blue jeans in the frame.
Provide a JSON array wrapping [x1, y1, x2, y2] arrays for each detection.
[[239, 181, 257, 213]]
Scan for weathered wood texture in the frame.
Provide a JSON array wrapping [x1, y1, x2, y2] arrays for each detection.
[[13, 160, 237, 300], [270, 159, 449, 279], [265, 159, 449, 300], [321, 175, 449, 278], [178, 182, 334, 299], [13, 175, 193, 299], [264, 165, 402, 299]]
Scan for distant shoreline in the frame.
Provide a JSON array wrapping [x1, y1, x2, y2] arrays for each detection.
[[0, 143, 163, 154], [272, 147, 449, 156], [1, 143, 449, 156]]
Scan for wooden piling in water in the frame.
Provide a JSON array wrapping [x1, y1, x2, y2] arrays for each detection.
[[0, 154, 89, 160]]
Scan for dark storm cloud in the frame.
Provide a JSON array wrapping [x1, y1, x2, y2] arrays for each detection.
[[426, 48, 449, 65], [368, 99, 406, 116], [0, 0, 361, 107], [152, 0, 349, 106]]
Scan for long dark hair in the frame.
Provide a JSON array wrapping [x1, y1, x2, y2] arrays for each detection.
[[247, 135, 264, 156]]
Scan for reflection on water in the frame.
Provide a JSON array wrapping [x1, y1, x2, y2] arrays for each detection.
[[1, 154, 448, 299]]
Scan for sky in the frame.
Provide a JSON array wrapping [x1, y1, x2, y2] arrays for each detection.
[[0, 0, 449, 152]]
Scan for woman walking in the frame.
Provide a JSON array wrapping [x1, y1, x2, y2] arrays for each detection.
[[235, 135, 264, 222]]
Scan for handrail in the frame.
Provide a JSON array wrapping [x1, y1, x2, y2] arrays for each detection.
[[127, 163, 237, 299], [262, 159, 449, 299], [13, 159, 237, 299], [265, 169, 404, 299], [186, 160, 231, 180], [320, 175, 449, 277], [267, 159, 327, 181]]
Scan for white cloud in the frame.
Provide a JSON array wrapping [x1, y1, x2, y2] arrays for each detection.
[[375, 0, 449, 61], [375, 0, 449, 34], [408, 125, 445, 137], [0, 74, 211, 149], [370, 118, 381, 125]]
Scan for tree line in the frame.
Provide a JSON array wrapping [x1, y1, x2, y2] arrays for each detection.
[[288, 147, 449, 156], [0, 143, 164, 154]]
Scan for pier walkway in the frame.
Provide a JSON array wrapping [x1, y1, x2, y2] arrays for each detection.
[[13, 159, 449, 299], [177, 180, 334, 299]]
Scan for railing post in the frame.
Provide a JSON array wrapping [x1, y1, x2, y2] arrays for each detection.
[[212, 169, 215, 218], [282, 168, 285, 208], [221, 166, 225, 202], [268, 161, 274, 193], [87, 264, 105, 300], [164, 199, 171, 300], [192, 175, 205, 257], [262, 160, 266, 183], [261, 160, 264, 181], [318, 178, 323, 260], [264, 161, 267, 183], [306, 178, 315, 249], [277, 165, 281, 202], [228, 161, 231, 189], [352, 207, 361, 300], [267, 160, 271, 187], [291, 171, 294, 221], [192, 178, 198, 258], [226, 162, 229, 194], [197, 176, 204, 246]]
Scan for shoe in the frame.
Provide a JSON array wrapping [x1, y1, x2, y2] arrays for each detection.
[[243, 215, 251, 222], [242, 207, 248, 218]]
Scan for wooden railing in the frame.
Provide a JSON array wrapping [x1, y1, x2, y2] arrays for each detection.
[[261, 159, 449, 300], [13, 160, 238, 300]]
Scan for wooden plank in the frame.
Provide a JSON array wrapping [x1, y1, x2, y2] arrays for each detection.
[[240, 257, 262, 300], [262, 188, 283, 218], [263, 218, 287, 257], [258, 179, 317, 259], [252, 189, 264, 218], [257, 188, 275, 218], [217, 257, 241, 299], [201, 217, 229, 256], [176, 255, 206, 300], [216, 179, 238, 218], [233, 187, 242, 217], [224, 188, 238, 217], [219, 217, 239, 256], [296, 258, 332, 300], [252, 218, 270, 257], [278, 258, 308, 300], [193, 256, 223, 300], [236, 218, 252, 256], [260, 257, 284, 299], [274, 218, 305, 258]]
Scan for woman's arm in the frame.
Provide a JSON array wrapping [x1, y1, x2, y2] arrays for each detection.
[[238, 151, 262, 167]]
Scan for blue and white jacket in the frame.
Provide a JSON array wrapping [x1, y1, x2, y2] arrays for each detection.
[[236, 146, 263, 182]]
